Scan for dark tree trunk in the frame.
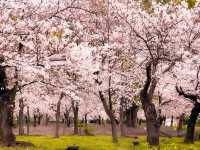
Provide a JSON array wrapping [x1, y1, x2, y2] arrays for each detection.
[[55, 102, 61, 138], [99, 90, 118, 143], [64, 111, 70, 127], [98, 115, 101, 125], [72, 101, 79, 135], [38, 114, 43, 125], [171, 116, 174, 127], [95, 73, 118, 143], [176, 85, 200, 143], [120, 106, 125, 136], [0, 64, 17, 146], [0, 101, 15, 146], [68, 118, 71, 127], [120, 97, 125, 136], [18, 98, 24, 135], [132, 106, 138, 127], [125, 103, 138, 127], [110, 115, 118, 143], [163, 116, 166, 126], [84, 113, 88, 127], [126, 104, 138, 127], [138, 119, 142, 126], [143, 103, 160, 145], [184, 103, 200, 143], [55, 93, 64, 138], [0, 110, 2, 140], [33, 114, 37, 127], [127, 109, 132, 127], [177, 113, 185, 137], [45, 114, 49, 126], [73, 110, 78, 135], [26, 106, 30, 135], [140, 63, 159, 146]]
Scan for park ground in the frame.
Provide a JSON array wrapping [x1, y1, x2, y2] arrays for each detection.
[[0, 135, 199, 150], [0, 124, 195, 150]]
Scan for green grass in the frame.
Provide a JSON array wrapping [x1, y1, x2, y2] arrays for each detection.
[[0, 135, 199, 150]]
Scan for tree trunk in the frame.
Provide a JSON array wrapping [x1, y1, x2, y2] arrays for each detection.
[[99, 90, 118, 143], [171, 116, 174, 127], [33, 114, 37, 127], [120, 97, 125, 136], [84, 114, 88, 127], [68, 118, 71, 127], [55, 107, 60, 138], [66, 116, 70, 127], [18, 98, 24, 135], [132, 105, 138, 127], [144, 103, 160, 146], [140, 63, 159, 146], [175, 84, 200, 143], [184, 103, 200, 143], [38, 114, 43, 125], [127, 108, 132, 127], [110, 115, 118, 143], [55, 94, 63, 138], [1, 101, 15, 146], [96, 74, 118, 143], [127, 105, 138, 127], [98, 115, 101, 125], [64, 110, 70, 127], [163, 116, 166, 127], [72, 101, 79, 135], [0, 110, 2, 140], [45, 114, 49, 126], [177, 113, 185, 137], [26, 106, 30, 135], [0, 61, 18, 146], [73, 111, 78, 134], [73, 109, 78, 134], [120, 105, 125, 136]]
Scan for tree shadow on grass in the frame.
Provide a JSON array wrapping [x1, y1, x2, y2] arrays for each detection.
[[16, 141, 35, 147], [0, 141, 35, 148]]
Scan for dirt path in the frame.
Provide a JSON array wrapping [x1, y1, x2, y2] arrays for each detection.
[[13, 124, 184, 137]]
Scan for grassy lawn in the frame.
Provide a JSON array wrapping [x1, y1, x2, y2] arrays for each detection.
[[0, 136, 199, 150]]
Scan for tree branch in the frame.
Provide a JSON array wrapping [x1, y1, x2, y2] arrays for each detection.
[[99, 91, 111, 117], [141, 62, 152, 98], [176, 85, 199, 103], [17, 81, 37, 92], [195, 66, 200, 91]]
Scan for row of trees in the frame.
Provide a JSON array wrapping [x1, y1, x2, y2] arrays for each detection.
[[0, 0, 200, 147]]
